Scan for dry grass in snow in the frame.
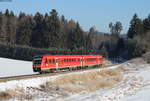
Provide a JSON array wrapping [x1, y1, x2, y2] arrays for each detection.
[[41, 69, 123, 94], [0, 87, 33, 101], [0, 91, 12, 100], [0, 68, 123, 100]]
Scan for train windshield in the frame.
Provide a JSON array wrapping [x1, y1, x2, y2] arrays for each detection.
[[33, 58, 42, 65]]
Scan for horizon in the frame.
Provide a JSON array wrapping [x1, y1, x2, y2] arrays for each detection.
[[0, 0, 150, 33]]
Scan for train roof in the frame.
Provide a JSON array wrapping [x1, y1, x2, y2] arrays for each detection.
[[34, 54, 102, 58]]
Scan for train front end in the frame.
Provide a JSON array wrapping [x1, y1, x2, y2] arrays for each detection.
[[32, 56, 42, 72]]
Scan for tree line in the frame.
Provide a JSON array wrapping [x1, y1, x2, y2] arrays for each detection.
[[98, 13, 150, 59], [0, 9, 92, 50], [0, 9, 150, 61], [0, 9, 94, 60], [126, 14, 150, 58]]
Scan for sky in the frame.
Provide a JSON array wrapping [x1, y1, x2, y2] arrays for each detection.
[[0, 0, 150, 33]]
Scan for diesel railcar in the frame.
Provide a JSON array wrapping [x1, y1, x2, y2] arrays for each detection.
[[33, 55, 103, 73]]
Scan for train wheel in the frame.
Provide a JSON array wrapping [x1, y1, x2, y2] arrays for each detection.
[[69, 67, 72, 71], [77, 66, 80, 70], [73, 67, 77, 71], [50, 69, 54, 73]]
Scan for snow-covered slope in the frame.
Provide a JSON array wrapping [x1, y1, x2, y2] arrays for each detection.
[[0, 58, 150, 101], [0, 58, 33, 77], [122, 69, 150, 101]]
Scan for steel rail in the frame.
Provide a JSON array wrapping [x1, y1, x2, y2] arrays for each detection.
[[0, 63, 120, 82]]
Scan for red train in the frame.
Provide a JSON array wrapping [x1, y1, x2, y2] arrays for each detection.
[[33, 55, 103, 73]]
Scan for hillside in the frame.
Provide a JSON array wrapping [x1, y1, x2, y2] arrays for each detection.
[[0, 58, 150, 101]]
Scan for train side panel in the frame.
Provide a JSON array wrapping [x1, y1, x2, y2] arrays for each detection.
[[33, 55, 103, 73], [41, 56, 57, 70], [82, 55, 101, 66], [58, 56, 81, 68]]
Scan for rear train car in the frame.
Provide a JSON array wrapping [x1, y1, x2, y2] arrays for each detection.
[[33, 55, 103, 73]]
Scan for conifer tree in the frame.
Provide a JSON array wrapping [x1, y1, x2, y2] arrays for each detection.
[[16, 14, 34, 46], [0, 12, 6, 43], [31, 12, 44, 48], [48, 9, 60, 48], [4, 10, 17, 44], [74, 22, 84, 49], [143, 14, 150, 33], [127, 14, 143, 38]]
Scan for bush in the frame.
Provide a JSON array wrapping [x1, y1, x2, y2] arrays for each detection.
[[142, 51, 150, 63]]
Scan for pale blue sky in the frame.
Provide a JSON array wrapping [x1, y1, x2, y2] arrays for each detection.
[[0, 0, 150, 33]]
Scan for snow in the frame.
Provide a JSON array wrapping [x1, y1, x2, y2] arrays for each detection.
[[0, 57, 119, 78], [0, 58, 34, 77], [122, 69, 150, 101], [122, 86, 150, 101], [0, 58, 150, 101], [0, 75, 55, 91], [0, 63, 121, 91], [60, 66, 150, 101]]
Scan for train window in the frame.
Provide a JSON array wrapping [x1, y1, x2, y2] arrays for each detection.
[[52, 59, 55, 63], [33, 59, 42, 65], [64, 59, 67, 62], [49, 59, 51, 63], [48, 59, 55, 63], [72, 59, 74, 62], [87, 58, 96, 61]]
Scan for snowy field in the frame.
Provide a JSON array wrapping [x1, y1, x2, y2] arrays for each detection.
[[0, 58, 34, 77], [122, 70, 150, 101], [0, 58, 150, 101]]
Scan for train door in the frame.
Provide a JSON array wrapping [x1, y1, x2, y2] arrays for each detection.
[[44, 57, 56, 69], [56, 58, 59, 69], [81, 56, 84, 67]]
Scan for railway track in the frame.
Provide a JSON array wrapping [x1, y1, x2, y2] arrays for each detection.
[[0, 63, 121, 82]]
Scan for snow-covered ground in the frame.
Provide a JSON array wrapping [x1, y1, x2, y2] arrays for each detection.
[[0, 58, 150, 101], [0, 58, 33, 77], [122, 70, 150, 101], [0, 64, 121, 91]]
